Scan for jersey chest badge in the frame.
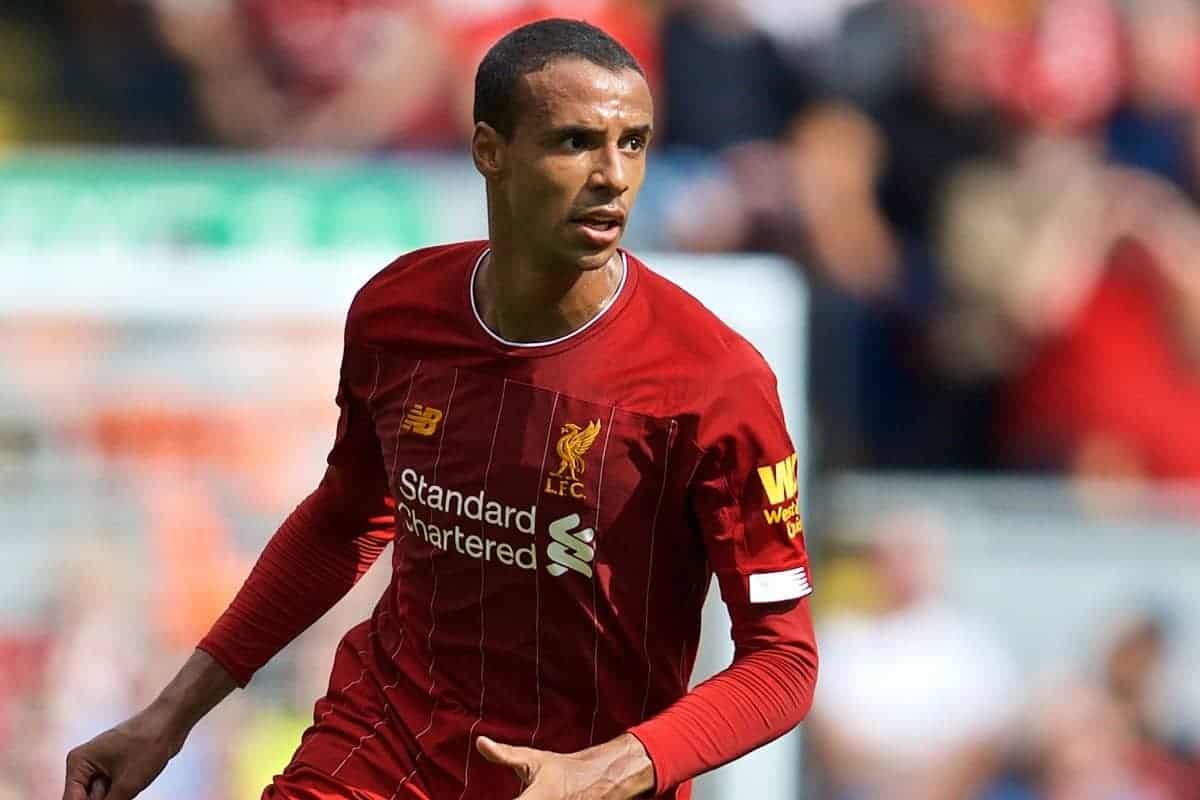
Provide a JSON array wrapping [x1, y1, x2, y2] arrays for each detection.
[[544, 419, 602, 499]]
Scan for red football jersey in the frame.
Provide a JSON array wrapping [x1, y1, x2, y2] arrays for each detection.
[[203, 241, 814, 799]]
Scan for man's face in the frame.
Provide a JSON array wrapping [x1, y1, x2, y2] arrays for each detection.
[[486, 58, 654, 271]]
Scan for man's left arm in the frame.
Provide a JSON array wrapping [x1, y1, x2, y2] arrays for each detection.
[[625, 596, 817, 794], [475, 598, 815, 798], [476, 351, 818, 798]]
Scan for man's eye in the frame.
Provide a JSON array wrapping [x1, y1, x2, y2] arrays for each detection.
[[564, 135, 587, 151], [624, 136, 645, 152]]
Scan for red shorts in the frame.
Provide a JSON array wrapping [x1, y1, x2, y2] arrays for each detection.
[[265, 766, 430, 800], [262, 622, 432, 800]]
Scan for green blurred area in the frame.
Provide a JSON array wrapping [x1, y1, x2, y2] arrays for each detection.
[[0, 153, 435, 251]]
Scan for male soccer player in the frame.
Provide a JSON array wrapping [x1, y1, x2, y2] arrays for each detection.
[[63, 18, 817, 800]]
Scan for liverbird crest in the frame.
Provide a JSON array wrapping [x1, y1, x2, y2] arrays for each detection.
[[551, 419, 602, 482]]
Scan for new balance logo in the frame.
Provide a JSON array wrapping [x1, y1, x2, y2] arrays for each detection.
[[401, 404, 443, 436], [546, 513, 595, 578]]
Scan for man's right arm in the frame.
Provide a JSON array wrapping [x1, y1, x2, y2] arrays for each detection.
[[64, 649, 237, 800], [64, 460, 394, 800], [63, 333, 395, 799], [200, 329, 395, 678], [196, 458, 395, 685]]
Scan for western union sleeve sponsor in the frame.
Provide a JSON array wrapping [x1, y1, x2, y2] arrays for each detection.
[[756, 453, 798, 506], [756, 453, 803, 539]]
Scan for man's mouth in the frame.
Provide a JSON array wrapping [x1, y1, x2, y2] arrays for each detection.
[[570, 212, 625, 247], [575, 219, 620, 232], [570, 208, 626, 232]]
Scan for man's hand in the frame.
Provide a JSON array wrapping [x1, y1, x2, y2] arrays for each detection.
[[63, 649, 238, 800], [476, 732, 656, 800], [62, 704, 188, 800]]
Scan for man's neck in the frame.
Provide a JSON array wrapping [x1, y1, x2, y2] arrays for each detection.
[[474, 244, 624, 344]]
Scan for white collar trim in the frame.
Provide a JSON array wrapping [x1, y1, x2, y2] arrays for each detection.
[[469, 248, 628, 348]]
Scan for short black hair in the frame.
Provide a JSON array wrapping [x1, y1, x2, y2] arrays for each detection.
[[474, 18, 644, 139]]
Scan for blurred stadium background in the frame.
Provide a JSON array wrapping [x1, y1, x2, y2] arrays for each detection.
[[4, 0, 1200, 797]]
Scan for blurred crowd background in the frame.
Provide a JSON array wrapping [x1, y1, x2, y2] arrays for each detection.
[[3, 0, 1200, 797]]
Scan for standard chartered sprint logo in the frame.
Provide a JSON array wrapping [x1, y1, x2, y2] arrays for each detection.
[[546, 514, 595, 578], [395, 468, 595, 578]]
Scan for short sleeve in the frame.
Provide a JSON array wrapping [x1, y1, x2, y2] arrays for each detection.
[[689, 352, 811, 607]]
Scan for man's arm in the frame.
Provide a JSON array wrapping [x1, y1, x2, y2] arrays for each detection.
[[64, 650, 237, 800], [474, 351, 820, 798], [622, 349, 818, 794], [198, 335, 393, 685], [473, 598, 816, 799], [64, 328, 394, 799], [197, 462, 394, 685], [65, 489, 392, 800], [149, 648, 240, 731], [626, 597, 817, 792], [63, 462, 393, 800]]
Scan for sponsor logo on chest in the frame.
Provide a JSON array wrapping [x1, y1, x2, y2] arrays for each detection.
[[545, 513, 595, 578], [394, 466, 597, 581]]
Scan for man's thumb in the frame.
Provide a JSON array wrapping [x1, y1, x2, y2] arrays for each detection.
[[476, 736, 530, 769]]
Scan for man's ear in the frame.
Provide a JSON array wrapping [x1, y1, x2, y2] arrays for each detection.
[[472, 122, 506, 179]]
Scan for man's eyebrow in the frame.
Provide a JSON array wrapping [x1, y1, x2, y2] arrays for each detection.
[[543, 123, 654, 140], [545, 124, 605, 140]]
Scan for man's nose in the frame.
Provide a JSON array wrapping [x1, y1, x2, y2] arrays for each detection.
[[588, 144, 628, 195]]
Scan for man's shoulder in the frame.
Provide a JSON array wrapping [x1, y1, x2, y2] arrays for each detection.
[[628, 251, 775, 385], [355, 240, 484, 306], [346, 240, 485, 331]]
